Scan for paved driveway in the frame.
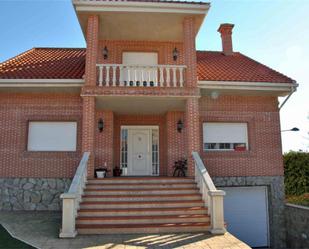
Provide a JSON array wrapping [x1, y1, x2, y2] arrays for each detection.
[[0, 211, 251, 249]]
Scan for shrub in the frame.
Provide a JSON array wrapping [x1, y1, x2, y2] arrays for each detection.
[[284, 151, 309, 195]]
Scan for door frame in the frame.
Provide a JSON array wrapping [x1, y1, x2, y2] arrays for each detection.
[[120, 125, 159, 176]]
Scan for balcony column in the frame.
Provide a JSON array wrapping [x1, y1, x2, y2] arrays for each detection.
[[183, 17, 197, 88], [185, 97, 200, 176], [82, 96, 95, 178], [85, 15, 99, 86]]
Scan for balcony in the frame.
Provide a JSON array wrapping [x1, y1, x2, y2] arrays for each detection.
[[96, 64, 186, 88]]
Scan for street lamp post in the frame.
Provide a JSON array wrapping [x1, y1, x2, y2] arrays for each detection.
[[281, 127, 300, 132]]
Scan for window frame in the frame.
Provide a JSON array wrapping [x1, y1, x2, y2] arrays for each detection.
[[203, 122, 249, 152]]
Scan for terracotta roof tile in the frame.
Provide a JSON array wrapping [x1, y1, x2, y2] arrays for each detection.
[[0, 48, 85, 79], [0, 48, 295, 83], [197, 51, 294, 83]]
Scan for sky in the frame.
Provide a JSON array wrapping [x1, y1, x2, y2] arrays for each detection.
[[0, 0, 308, 152]]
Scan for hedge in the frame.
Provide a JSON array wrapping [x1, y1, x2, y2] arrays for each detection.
[[284, 151, 309, 195]]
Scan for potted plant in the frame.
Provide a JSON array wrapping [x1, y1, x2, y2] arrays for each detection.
[[113, 166, 123, 177], [95, 167, 109, 178]]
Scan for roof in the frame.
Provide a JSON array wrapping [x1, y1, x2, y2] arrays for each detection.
[[0, 48, 85, 79], [0, 48, 295, 83], [197, 51, 294, 83]]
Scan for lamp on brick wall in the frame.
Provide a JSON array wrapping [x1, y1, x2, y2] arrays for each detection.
[[98, 118, 104, 132], [173, 47, 179, 61], [103, 46, 108, 60], [177, 119, 183, 133]]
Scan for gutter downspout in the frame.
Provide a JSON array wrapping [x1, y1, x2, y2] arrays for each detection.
[[279, 83, 298, 110]]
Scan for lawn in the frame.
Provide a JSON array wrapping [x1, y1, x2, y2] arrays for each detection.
[[0, 224, 35, 249], [286, 193, 309, 207]]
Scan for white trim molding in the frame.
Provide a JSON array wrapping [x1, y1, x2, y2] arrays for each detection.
[[73, 0, 209, 14], [0, 79, 84, 87], [198, 80, 298, 93]]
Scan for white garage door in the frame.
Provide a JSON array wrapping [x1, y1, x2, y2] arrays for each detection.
[[221, 186, 269, 247]]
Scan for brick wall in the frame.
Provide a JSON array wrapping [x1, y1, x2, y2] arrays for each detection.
[[199, 95, 284, 177], [0, 93, 82, 178]]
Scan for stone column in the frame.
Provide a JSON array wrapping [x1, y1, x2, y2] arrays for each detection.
[[185, 97, 200, 176], [85, 15, 99, 86], [82, 96, 96, 178], [183, 17, 197, 88]]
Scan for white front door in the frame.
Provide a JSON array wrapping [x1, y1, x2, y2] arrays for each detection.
[[127, 128, 151, 176]]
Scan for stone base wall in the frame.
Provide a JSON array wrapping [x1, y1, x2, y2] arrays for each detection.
[[0, 178, 71, 211], [213, 176, 286, 249], [285, 204, 309, 249]]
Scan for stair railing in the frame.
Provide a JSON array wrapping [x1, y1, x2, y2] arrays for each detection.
[[59, 152, 90, 238], [192, 151, 226, 234]]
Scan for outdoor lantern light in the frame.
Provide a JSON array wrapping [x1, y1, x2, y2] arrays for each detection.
[[177, 119, 184, 133], [103, 46, 108, 60], [98, 118, 104, 132], [173, 47, 179, 61]]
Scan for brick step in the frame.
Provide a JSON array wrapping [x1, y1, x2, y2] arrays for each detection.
[[87, 177, 194, 184], [84, 188, 199, 196], [77, 222, 211, 234], [82, 193, 202, 202], [78, 207, 208, 217], [86, 182, 197, 189], [76, 214, 210, 225], [80, 200, 204, 209]]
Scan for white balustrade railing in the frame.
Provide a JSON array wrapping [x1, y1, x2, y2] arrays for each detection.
[[192, 151, 226, 235], [97, 64, 186, 87], [59, 152, 90, 238]]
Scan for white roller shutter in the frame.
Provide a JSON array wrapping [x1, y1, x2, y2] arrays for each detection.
[[203, 122, 248, 144], [222, 186, 269, 247], [28, 122, 77, 151]]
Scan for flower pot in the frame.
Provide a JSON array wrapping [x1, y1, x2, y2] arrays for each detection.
[[96, 171, 106, 178]]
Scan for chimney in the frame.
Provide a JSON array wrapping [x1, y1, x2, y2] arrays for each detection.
[[218, 23, 234, 56]]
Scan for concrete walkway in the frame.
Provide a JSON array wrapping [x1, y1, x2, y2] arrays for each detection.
[[0, 211, 251, 249]]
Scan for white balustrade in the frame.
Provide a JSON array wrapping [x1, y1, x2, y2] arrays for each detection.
[[59, 152, 90, 238], [192, 151, 226, 235], [97, 64, 186, 87]]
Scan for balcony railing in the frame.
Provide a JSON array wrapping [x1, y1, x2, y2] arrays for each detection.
[[97, 64, 186, 87]]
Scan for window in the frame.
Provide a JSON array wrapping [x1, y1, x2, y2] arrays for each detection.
[[27, 122, 77, 151], [203, 122, 248, 151]]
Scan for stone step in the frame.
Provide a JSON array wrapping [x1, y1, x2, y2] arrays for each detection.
[[76, 214, 210, 225], [80, 200, 204, 209], [77, 222, 211, 234], [84, 188, 199, 196], [82, 193, 202, 202], [78, 207, 208, 217], [86, 182, 197, 189], [87, 177, 194, 184]]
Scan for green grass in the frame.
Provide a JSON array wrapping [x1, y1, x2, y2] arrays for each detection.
[[0, 224, 35, 249], [286, 193, 309, 207]]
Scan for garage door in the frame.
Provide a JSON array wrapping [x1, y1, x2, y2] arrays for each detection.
[[221, 186, 269, 247]]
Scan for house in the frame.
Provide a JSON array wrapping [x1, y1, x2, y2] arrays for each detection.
[[0, 0, 298, 248]]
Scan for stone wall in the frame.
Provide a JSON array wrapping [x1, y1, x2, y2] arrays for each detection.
[[285, 203, 309, 249], [213, 176, 286, 249], [0, 178, 71, 211]]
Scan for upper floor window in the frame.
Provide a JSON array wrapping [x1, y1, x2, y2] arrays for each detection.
[[203, 122, 248, 151], [27, 121, 77, 152]]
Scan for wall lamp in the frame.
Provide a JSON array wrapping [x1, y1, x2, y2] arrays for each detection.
[[103, 46, 108, 60], [98, 118, 104, 132], [177, 119, 184, 133], [281, 127, 299, 132], [173, 47, 179, 61]]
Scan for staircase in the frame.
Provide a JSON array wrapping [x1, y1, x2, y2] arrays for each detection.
[[76, 177, 211, 234]]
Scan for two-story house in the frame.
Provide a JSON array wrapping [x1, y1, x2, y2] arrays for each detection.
[[0, 1, 297, 248]]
